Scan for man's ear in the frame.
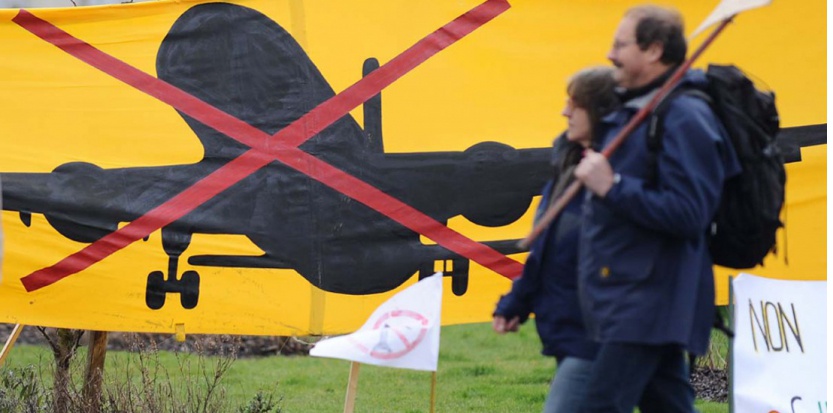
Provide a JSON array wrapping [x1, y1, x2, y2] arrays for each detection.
[[645, 42, 664, 63]]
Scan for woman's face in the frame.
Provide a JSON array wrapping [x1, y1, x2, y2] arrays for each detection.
[[561, 97, 592, 147]]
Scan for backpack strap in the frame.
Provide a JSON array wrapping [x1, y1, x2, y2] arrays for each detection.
[[647, 87, 713, 150], [646, 87, 713, 185]]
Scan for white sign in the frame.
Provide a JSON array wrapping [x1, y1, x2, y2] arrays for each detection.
[[309, 272, 443, 371], [732, 273, 827, 413], [690, 0, 772, 38]]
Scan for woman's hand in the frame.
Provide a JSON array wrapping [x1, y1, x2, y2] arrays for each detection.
[[492, 315, 521, 334]]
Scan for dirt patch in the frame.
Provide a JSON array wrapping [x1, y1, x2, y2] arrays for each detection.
[[691, 366, 728, 402]]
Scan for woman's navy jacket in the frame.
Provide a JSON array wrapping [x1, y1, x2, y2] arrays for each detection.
[[495, 173, 599, 362], [578, 70, 741, 356]]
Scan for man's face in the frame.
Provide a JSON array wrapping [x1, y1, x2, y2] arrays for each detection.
[[607, 15, 653, 89]]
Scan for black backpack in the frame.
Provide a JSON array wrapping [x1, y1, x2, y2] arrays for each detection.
[[648, 64, 785, 269]]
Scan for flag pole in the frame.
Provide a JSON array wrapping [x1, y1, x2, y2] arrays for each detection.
[[0, 324, 24, 367], [517, 15, 734, 249], [727, 274, 735, 413], [430, 371, 437, 413], [343, 361, 361, 413]]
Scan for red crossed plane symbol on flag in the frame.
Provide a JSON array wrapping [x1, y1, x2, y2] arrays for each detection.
[[349, 310, 431, 360], [13, 0, 524, 293]]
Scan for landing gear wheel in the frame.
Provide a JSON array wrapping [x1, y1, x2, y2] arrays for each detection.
[[179, 270, 200, 309], [450, 260, 469, 296], [145, 271, 166, 310]]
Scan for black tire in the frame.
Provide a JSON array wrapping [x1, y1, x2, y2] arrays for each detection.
[[451, 260, 469, 296], [145, 271, 166, 310], [179, 270, 200, 309]]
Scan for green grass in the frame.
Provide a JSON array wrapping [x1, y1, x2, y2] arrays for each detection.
[[1, 323, 729, 412]]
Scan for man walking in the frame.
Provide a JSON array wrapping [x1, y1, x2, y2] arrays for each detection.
[[574, 5, 740, 412]]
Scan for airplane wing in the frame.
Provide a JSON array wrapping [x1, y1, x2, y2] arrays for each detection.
[[776, 124, 826, 163]]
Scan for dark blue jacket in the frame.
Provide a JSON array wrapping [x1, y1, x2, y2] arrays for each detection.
[[495, 159, 599, 362], [578, 70, 740, 355]]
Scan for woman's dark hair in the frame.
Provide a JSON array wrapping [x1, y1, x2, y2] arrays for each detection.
[[567, 66, 620, 143], [627, 5, 687, 66], [551, 66, 619, 187]]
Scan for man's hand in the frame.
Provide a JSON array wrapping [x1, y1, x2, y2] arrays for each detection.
[[492, 315, 520, 334], [575, 149, 615, 197]]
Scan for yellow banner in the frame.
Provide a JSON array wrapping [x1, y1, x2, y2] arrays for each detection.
[[0, 0, 824, 335]]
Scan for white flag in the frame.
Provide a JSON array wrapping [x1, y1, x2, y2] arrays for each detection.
[[310, 272, 443, 371], [690, 0, 772, 39]]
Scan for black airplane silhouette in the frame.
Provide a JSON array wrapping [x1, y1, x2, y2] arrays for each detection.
[[0, 3, 554, 310]]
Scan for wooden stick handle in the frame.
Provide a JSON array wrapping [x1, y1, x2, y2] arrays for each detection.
[[518, 181, 581, 249], [343, 362, 361, 413], [430, 371, 437, 413]]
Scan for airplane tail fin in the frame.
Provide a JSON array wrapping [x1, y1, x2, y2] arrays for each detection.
[[362, 58, 384, 154]]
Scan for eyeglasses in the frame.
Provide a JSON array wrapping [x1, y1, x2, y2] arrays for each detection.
[[612, 39, 636, 50]]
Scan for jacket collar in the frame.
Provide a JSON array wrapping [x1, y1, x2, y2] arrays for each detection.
[[615, 66, 679, 110]]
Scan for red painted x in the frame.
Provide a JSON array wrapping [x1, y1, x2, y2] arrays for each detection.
[[14, 0, 524, 292]]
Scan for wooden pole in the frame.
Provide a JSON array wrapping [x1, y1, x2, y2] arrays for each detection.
[[727, 275, 735, 413], [343, 361, 361, 413], [430, 371, 437, 413], [83, 330, 108, 413], [0, 324, 24, 367]]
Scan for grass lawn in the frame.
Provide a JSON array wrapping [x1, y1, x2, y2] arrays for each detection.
[[1, 323, 728, 412]]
